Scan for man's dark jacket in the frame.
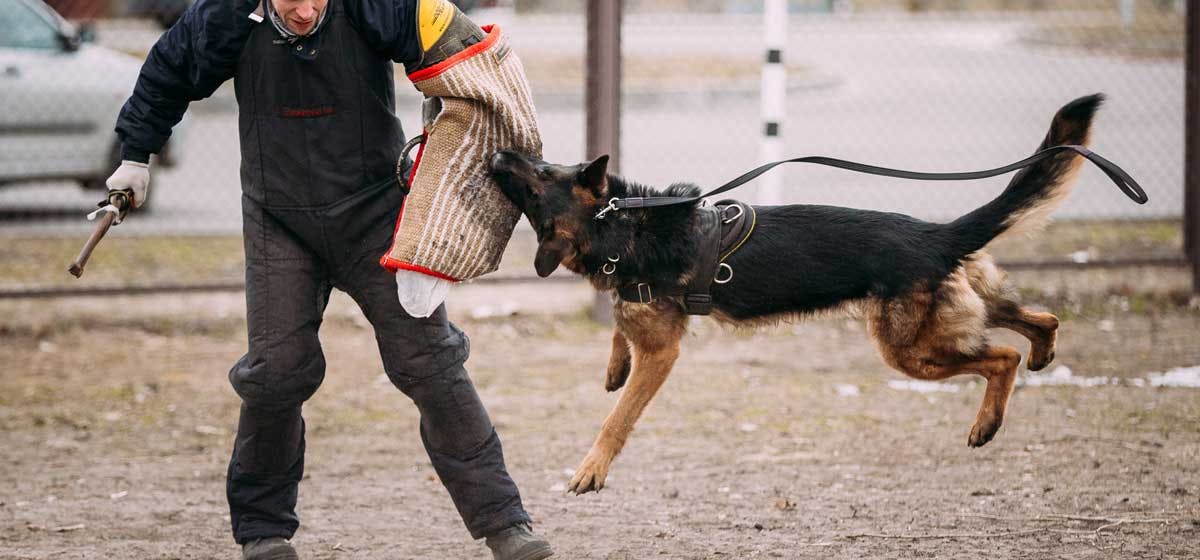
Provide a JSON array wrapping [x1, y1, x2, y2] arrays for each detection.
[[115, 0, 420, 164]]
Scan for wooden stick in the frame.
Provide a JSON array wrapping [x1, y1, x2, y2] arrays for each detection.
[[68, 207, 119, 278]]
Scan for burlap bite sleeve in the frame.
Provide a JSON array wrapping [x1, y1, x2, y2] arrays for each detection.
[[381, 25, 542, 282]]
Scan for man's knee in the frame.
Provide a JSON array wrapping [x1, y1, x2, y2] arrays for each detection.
[[229, 347, 326, 409], [382, 322, 470, 393]]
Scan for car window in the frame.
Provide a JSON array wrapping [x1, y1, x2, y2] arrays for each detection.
[[0, 0, 61, 50]]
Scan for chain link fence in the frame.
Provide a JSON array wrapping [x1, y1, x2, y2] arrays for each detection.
[[0, 0, 1189, 293]]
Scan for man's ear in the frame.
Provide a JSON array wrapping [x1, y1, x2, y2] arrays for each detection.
[[579, 155, 609, 196], [534, 236, 570, 278]]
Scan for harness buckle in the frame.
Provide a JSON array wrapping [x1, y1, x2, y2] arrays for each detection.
[[595, 198, 621, 220], [636, 282, 654, 303]]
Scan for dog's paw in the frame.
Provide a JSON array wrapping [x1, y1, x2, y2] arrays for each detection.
[[967, 418, 1001, 448], [605, 359, 631, 392], [567, 451, 612, 495], [1027, 334, 1057, 372], [1026, 314, 1058, 372], [1027, 349, 1055, 372]]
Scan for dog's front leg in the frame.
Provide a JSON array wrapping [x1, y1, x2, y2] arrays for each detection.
[[605, 328, 632, 391], [569, 303, 686, 495]]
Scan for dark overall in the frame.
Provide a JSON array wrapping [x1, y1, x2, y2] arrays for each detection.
[[225, 1, 529, 543]]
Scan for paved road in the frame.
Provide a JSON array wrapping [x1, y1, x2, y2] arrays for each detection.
[[0, 11, 1181, 236]]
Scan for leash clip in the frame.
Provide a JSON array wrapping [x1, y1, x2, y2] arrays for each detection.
[[595, 198, 620, 220]]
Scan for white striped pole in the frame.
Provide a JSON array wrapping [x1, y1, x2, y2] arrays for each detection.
[[759, 0, 788, 205]]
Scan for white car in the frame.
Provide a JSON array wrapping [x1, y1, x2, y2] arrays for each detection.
[[0, 0, 181, 202]]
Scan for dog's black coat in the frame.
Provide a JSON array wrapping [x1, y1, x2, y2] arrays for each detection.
[[492, 94, 1102, 322]]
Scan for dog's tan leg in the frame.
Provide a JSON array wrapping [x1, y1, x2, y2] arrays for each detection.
[[986, 299, 1059, 371], [961, 346, 1022, 447], [964, 254, 1059, 371], [871, 274, 1022, 447], [569, 302, 686, 495], [887, 345, 1022, 448], [605, 328, 632, 392]]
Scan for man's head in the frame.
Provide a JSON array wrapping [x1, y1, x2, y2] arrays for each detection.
[[271, 0, 327, 35]]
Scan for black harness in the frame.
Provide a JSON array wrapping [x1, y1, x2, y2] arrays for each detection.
[[615, 200, 756, 315]]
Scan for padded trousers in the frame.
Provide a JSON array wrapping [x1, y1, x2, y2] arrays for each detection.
[[226, 185, 529, 543]]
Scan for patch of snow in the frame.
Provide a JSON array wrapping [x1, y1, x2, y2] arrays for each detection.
[[833, 383, 860, 397], [1018, 364, 1200, 389], [1021, 366, 1115, 387], [886, 379, 960, 393], [1146, 366, 1200, 388]]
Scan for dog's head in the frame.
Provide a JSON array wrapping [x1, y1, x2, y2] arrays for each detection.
[[490, 150, 610, 277]]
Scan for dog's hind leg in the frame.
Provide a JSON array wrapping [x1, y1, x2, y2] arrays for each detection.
[[986, 299, 1058, 371], [965, 254, 1059, 371], [606, 328, 632, 391], [957, 346, 1022, 447], [871, 271, 1022, 447], [569, 302, 687, 494], [883, 342, 1022, 448]]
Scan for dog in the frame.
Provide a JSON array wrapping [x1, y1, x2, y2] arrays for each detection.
[[489, 95, 1102, 495]]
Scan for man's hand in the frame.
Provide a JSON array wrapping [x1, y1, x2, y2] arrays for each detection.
[[105, 160, 151, 208]]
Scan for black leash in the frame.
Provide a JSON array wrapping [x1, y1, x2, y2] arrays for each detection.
[[594, 145, 1147, 219]]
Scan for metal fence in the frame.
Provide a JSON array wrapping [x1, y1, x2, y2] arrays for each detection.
[[0, 0, 1190, 293]]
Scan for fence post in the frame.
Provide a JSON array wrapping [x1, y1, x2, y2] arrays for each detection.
[[1187, 0, 1199, 294], [759, 0, 788, 205], [586, 0, 622, 323]]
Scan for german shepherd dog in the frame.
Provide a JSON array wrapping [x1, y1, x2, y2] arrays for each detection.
[[490, 95, 1101, 494]]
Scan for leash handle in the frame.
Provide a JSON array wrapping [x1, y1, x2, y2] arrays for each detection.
[[607, 145, 1148, 214]]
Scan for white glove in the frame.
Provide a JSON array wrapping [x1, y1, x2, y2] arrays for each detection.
[[105, 160, 151, 208], [395, 270, 452, 318]]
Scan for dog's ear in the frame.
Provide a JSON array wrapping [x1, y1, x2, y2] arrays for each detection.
[[579, 155, 609, 196], [534, 236, 570, 278]]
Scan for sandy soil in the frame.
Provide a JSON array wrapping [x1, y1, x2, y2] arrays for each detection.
[[1, 282, 1198, 560]]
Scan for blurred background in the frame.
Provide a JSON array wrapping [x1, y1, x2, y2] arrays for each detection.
[[0, 0, 1193, 294], [2, 3, 1198, 558]]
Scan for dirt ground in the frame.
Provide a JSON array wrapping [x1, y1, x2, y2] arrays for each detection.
[[1, 275, 1198, 559]]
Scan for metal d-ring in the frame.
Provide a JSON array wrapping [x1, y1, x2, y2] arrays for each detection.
[[714, 262, 734, 284], [722, 204, 744, 225], [602, 254, 619, 275]]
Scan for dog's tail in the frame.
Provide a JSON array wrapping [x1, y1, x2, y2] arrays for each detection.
[[945, 94, 1102, 255]]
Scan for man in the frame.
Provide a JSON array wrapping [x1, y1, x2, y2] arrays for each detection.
[[106, 1, 553, 558]]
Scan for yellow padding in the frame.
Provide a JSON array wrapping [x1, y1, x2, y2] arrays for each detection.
[[419, 0, 454, 51]]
